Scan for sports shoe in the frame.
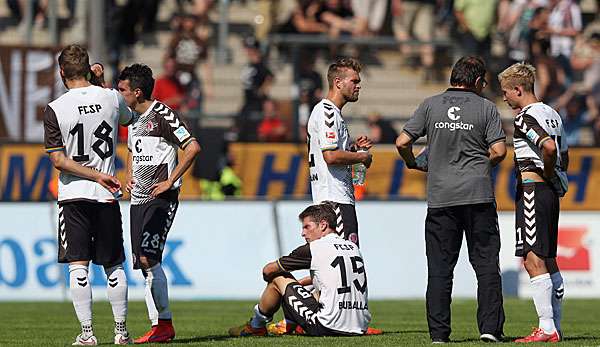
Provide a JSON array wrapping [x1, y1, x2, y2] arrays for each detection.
[[514, 327, 560, 343], [228, 321, 267, 337], [114, 332, 133, 345], [480, 333, 502, 342], [72, 333, 97, 346], [266, 320, 297, 335], [134, 319, 175, 344], [431, 337, 449, 344], [365, 326, 383, 335]]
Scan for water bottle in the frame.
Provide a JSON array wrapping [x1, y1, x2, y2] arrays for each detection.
[[352, 150, 368, 186]]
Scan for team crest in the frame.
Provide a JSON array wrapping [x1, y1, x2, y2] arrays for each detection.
[[146, 121, 155, 131]]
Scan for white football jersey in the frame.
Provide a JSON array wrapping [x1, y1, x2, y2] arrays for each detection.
[[307, 99, 354, 205], [513, 102, 569, 188], [278, 233, 371, 334], [127, 100, 195, 205], [44, 86, 132, 203]]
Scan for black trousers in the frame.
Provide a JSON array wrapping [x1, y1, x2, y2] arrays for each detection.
[[425, 203, 505, 340]]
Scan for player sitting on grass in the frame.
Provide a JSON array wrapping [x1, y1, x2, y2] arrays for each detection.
[[229, 203, 381, 337]]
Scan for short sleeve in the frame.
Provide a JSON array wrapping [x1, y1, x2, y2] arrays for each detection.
[[316, 103, 339, 151], [277, 244, 312, 272], [156, 103, 195, 148], [402, 101, 428, 140], [514, 113, 550, 148], [116, 92, 133, 126], [127, 123, 133, 151], [485, 104, 506, 146], [43, 106, 64, 152]]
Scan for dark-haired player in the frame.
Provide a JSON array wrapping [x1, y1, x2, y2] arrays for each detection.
[[118, 64, 201, 343], [229, 204, 372, 337]]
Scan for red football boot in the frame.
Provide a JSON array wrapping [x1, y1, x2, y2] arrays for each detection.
[[134, 319, 175, 344], [515, 327, 560, 343]]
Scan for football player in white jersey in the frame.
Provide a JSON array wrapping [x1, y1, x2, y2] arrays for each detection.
[[307, 58, 373, 247], [118, 64, 201, 343], [229, 203, 378, 337], [499, 63, 569, 343], [43, 45, 134, 345]]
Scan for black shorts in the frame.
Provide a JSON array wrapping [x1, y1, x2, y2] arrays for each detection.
[[130, 198, 179, 269], [515, 182, 559, 258], [331, 203, 359, 247], [281, 283, 342, 336], [57, 201, 125, 267]]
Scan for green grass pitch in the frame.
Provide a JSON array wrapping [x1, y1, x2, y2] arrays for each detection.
[[2, 299, 599, 346]]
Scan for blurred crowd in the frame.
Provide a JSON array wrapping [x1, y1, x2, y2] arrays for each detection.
[[2, 0, 600, 147]]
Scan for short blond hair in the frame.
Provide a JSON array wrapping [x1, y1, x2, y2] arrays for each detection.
[[498, 62, 536, 92]]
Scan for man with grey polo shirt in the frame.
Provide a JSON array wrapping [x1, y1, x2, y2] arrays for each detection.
[[396, 56, 507, 343]]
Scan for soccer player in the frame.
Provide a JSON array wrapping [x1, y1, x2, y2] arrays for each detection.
[[43, 44, 134, 345], [307, 57, 373, 247], [498, 63, 568, 343], [228, 203, 372, 337], [118, 64, 201, 343], [396, 56, 506, 343]]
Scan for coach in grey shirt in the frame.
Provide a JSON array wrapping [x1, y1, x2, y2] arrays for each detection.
[[396, 56, 507, 343]]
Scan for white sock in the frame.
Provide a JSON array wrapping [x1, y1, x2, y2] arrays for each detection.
[[105, 264, 128, 334], [142, 270, 159, 325], [69, 264, 93, 336], [550, 272, 564, 332], [144, 264, 172, 321], [250, 304, 271, 329], [531, 273, 556, 333]]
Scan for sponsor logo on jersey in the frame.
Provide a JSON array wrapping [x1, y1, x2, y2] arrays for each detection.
[[174, 126, 190, 142], [526, 129, 540, 143], [326, 131, 336, 139], [434, 106, 474, 131], [447, 106, 461, 120]]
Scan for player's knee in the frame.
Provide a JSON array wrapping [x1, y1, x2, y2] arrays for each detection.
[[523, 253, 546, 273], [139, 256, 158, 270]]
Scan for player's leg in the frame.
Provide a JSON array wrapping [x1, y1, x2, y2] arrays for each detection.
[[333, 203, 359, 246], [59, 202, 97, 345], [424, 206, 462, 343], [547, 192, 563, 338], [131, 199, 178, 344], [463, 203, 505, 342], [515, 183, 560, 343], [93, 202, 131, 344]]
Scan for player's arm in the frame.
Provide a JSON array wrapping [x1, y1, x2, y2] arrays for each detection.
[[488, 141, 507, 167], [396, 131, 427, 172], [150, 139, 201, 197], [126, 150, 134, 193], [486, 104, 507, 167], [541, 138, 557, 179], [49, 151, 121, 193], [323, 149, 372, 168], [150, 110, 201, 197], [263, 244, 311, 282]]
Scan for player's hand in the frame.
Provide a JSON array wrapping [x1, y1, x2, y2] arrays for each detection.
[[355, 136, 373, 150], [150, 179, 173, 197], [90, 63, 106, 87], [361, 152, 373, 168], [125, 176, 136, 193], [96, 173, 121, 193]]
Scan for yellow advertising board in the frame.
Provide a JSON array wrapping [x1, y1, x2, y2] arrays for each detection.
[[1, 143, 599, 211]]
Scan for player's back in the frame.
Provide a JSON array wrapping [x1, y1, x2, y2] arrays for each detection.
[[47, 85, 122, 202], [310, 233, 370, 334]]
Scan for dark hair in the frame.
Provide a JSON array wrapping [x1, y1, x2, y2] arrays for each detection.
[[327, 57, 362, 89], [58, 44, 90, 80], [450, 56, 486, 88], [298, 203, 337, 230], [118, 64, 155, 100]]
